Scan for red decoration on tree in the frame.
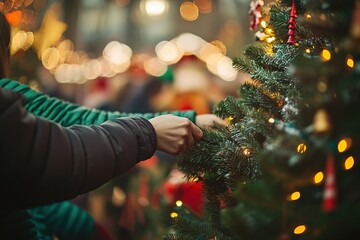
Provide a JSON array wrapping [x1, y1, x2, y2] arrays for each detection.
[[163, 169, 204, 215], [287, 0, 297, 45], [249, 0, 264, 31], [322, 153, 337, 212]]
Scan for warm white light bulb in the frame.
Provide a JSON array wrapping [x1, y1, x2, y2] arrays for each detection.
[[141, 0, 168, 16]]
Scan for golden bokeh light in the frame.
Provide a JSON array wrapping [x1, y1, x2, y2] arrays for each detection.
[[11, 30, 34, 54], [176, 33, 204, 54], [112, 186, 126, 206], [289, 191, 301, 201], [42, 47, 60, 70], [197, 42, 221, 62], [321, 49, 331, 62], [26, 32, 35, 48], [176, 200, 183, 207], [57, 39, 74, 53], [344, 156, 355, 170], [190, 176, 199, 182], [57, 39, 74, 63], [346, 56, 354, 68], [266, 37, 276, 43], [99, 58, 116, 78], [180, 2, 199, 21], [225, 116, 233, 124], [216, 55, 237, 81], [265, 28, 273, 35], [155, 40, 183, 64], [314, 171, 324, 184], [82, 59, 102, 79], [297, 143, 307, 154], [338, 138, 351, 153], [140, 0, 168, 16], [294, 225, 306, 234], [170, 212, 178, 218], [144, 57, 167, 77], [305, 48, 311, 54], [206, 52, 223, 75], [103, 41, 132, 65], [110, 60, 131, 74], [261, 20, 267, 28], [313, 108, 331, 133], [243, 148, 251, 156]]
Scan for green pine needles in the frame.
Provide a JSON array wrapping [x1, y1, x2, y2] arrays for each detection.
[[166, 0, 360, 239]]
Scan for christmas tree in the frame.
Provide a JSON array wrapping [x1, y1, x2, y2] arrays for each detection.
[[165, 0, 360, 239]]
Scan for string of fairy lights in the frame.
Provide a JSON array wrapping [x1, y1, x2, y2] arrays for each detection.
[[163, 3, 359, 236]]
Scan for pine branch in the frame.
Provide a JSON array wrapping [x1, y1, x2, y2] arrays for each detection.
[[234, 44, 300, 97], [244, 44, 285, 71], [213, 96, 245, 121], [269, 3, 315, 42], [232, 55, 253, 75], [178, 129, 231, 178], [239, 83, 283, 119], [165, 208, 232, 240]]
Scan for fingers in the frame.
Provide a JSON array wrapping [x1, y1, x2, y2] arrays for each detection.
[[195, 114, 226, 129], [179, 122, 198, 154], [149, 115, 203, 155], [190, 122, 203, 140], [186, 130, 195, 151], [167, 121, 201, 154], [214, 116, 227, 126]]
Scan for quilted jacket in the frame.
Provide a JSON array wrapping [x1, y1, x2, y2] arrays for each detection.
[[0, 78, 196, 239]]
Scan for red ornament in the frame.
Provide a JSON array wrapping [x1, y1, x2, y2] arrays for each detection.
[[163, 169, 204, 215], [249, 0, 264, 30], [287, 0, 297, 45], [288, 29, 296, 35], [322, 153, 337, 212]]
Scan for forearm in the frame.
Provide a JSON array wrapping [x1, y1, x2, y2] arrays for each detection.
[[0, 88, 156, 208], [0, 78, 196, 125]]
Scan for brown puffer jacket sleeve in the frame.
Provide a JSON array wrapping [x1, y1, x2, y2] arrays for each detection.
[[0, 88, 157, 209]]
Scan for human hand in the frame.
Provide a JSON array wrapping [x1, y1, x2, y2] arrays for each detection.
[[149, 115, 203, 155], [195, 114, 227, 129]]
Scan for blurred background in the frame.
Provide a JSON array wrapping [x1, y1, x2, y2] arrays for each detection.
[[2, 0, 257, 239]]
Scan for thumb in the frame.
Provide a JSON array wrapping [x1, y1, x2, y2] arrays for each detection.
[[190, 122, 203, 140]]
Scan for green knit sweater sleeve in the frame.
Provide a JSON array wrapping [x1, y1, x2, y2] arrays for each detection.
[[28, 201, 94, 240], [0, 78, 196, 126]]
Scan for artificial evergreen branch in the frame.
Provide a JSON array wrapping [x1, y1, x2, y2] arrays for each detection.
[[167, 0, 360, 239], [213, 96, 245, 121], [165, 208, 232, 240]]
